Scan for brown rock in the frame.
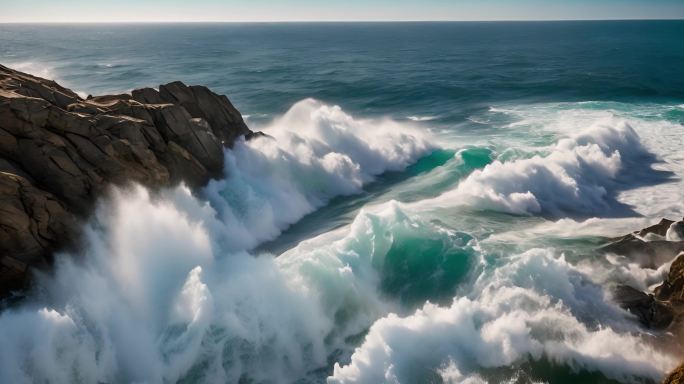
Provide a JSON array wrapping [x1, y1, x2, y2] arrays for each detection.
[[0, 172, 72, 293], [0, 63, 252, 296], [664, 364, 684, 384], [656, 253, 684, 302], [601, 218, 684, 268], [157, 81, 250, 145], [613, 285, 674, 329]]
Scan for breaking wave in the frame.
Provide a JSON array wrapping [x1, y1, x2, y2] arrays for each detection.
[[330, 249, 676, 384], [204, 98, 434, 250], [425, 116, 672, 218], [0, 100, 679, 384]]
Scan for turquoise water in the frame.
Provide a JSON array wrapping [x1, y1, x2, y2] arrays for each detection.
[[1, 21, 684, 384]]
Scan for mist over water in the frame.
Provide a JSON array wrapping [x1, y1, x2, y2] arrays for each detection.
[[1, 21, 684, 383]]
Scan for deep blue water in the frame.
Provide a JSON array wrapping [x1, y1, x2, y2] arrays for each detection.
[[2, 21, 683, 125]]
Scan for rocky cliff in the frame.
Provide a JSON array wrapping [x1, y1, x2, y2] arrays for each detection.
[[0, 64, 251, 296], [602, 218, 684, 383]]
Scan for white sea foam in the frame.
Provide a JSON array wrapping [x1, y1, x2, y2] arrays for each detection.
[[0, 99, 679, 384], [422, 116, 661, 217], [204, 98, 433, 249], [408, 115, 437, 122], [5, 61, 89, 98], [329, 249, 677, 384], [0, 190, 469, 383], [7, 61, 56, 80], [482, 102, 684, 219]]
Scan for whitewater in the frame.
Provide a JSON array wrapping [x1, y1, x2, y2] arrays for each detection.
[[2, 20, 684, 384], [0, 95, 682, 383]]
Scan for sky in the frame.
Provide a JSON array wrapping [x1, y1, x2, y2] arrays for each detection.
[[1, 0, 683, 23]]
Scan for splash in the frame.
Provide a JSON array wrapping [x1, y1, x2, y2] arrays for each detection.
[[204, 98, 434, 250], [0, 100, 679, 384]]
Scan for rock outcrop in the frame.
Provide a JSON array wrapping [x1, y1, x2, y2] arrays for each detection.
[[603, 219, 684, 381], [605, 218, 684, 330], [0, 64, 251, 296], [601, 218, 684, 268]]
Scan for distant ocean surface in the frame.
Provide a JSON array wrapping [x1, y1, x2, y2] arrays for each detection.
[[1, 21, 684, 384]]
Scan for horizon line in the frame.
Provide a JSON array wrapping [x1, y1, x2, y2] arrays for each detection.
[[1, 17, 684, 24]]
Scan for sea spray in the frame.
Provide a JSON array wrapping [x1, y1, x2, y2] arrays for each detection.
[[0, 101, 443, 383], [0, 100, 680, 383], [204, 98, 434, 249], [329, 249, 677, 384], [0, 189, 476, 383]]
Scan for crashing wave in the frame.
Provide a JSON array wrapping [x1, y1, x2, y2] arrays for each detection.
[[204, 98, 434, 250], [329, 249, 676, 384], [425, 116, 670, 217]]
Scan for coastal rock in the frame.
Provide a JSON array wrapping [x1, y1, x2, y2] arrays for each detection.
[[607, 222, 684, 331], [607, 223, 684, 381], [655, 252, 684, 302], [0, 172, 73, 293], [601, 218, 684, 268], [664, 364, 684, 384], [612, 284, 674, 329], [132, 81, 251, 145], [0, 63, 252, 295]]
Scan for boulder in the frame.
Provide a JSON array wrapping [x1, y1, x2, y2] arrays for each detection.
[[0, 63, 252, 296]]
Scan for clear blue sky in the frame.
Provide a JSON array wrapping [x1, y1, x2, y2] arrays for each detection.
[[2, 0, 683, 22]]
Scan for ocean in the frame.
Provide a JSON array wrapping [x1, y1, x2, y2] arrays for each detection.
[[1, 21, 684, 383]]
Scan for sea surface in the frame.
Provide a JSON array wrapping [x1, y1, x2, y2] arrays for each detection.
[[1, 21, 684, 383]]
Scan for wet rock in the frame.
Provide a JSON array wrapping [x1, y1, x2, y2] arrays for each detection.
[[655, 252, 684, 302], [606, 223, 684, 331], [613, 285, 674, 329], [664, 363, 684, 384], [606, 224, 684, 378], [600, 218, 684, 268], [0, 63, 252, 296]]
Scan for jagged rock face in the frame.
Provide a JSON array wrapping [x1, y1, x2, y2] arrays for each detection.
[[132, 81, 250, 145], [0, 64, 251, 295], [612, 284, 674, 329], [601, 218, 684, 268], [606, 220, 684, 328], [656, 253, 684, 303], [606, 223, 684, 381]]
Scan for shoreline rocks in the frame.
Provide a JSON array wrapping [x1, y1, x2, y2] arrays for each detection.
[[0, 64, 252, 296], [602, 218, 684, 383], [606, 218, 684, 330]]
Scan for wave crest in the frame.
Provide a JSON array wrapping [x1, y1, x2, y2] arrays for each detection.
[[428, 117, 669, 217]]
